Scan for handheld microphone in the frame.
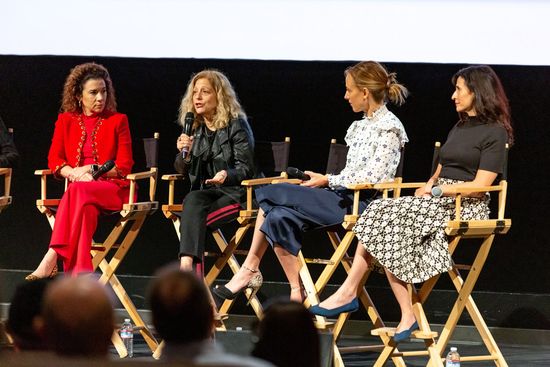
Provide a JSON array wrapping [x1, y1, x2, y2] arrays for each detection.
[[181, 112, 194, 159], [92, 160, 115, 180], [286, 167, 311, 181]]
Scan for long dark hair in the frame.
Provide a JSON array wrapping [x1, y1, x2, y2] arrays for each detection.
[[452, 65, 514, 145]]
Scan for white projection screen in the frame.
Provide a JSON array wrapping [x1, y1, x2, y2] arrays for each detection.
[[1, 0, 549, 65]]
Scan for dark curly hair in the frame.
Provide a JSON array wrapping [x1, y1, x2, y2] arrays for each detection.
[[60, 62, 117, 113]]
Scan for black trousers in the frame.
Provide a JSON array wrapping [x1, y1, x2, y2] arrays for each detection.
[[179, 188, 239, 261]]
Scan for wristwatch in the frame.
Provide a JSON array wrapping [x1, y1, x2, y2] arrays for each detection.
[[431, 186, 443, 198]]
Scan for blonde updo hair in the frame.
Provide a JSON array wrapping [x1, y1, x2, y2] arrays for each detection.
[[345, 61, 408, 106], [178, 69, 246, 130]]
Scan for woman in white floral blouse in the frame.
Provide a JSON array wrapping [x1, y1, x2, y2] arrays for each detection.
[[213, 61, 409, 303]]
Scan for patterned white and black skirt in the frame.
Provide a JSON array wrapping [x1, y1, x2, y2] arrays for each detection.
[[353, 178, 490, 283]]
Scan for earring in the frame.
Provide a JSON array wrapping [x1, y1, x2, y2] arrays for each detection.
[[78, 100, 81, 107]]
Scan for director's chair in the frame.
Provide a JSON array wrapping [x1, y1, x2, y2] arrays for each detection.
[[161, 137, 291, 320], [369, 142, 511, 367], [0, 167, 11, 213], [272, 139, 408, 367], [35, 133, 160, 358], [1, 128, 15, 213]]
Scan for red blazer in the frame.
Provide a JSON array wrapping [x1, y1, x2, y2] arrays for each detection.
[[48, 111, 133, 186]]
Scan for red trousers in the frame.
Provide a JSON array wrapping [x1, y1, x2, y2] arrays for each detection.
[[49, 180, 129, 275]]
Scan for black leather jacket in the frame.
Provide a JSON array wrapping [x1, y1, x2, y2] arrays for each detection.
[[174, 117, 255, 200]]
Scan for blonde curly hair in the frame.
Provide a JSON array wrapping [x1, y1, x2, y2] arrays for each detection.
[[178, 69, 246, 130], [60, 62, 117, 113]]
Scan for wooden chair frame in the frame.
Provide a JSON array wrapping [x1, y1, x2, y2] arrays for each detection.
[[161, 137, 291, 323], [369, 142, 510, 367], [271, 140, 409, 367], [35, 133, 160, 358], [1, 127, 15, 213], [0, 167, 12, 213]]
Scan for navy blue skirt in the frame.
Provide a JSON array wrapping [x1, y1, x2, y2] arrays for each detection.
[[255, 183, 370, 256]]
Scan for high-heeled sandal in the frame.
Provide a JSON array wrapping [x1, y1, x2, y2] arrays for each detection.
[[212, 265, 263, 305], [25, 264, 58, 281]]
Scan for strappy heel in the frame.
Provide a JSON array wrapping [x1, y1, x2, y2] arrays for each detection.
[[212, 265, 263, 305], [25, 264, 58, 281]]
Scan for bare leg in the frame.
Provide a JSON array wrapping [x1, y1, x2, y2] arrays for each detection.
[[223, 208, 270, 293], [273, 245, 304, 302], [316, 242, 372, 309], [180, 256, 194, 271], [30, 248, 58, 277], [385, 269, 416, 333]]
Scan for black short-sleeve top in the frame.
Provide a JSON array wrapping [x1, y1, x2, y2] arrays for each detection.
[[439, 117, 508, 181]]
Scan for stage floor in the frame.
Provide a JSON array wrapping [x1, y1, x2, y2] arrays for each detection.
[[121, 332, 549, 366]]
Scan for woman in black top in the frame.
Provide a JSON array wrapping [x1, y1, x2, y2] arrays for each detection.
[[174, 70, 255, 271], [310, 65, 514, 343]]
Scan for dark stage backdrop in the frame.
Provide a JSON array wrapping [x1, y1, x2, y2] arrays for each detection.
[[0, 56, 548, 300]]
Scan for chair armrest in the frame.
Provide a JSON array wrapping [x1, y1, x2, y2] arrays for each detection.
[[445, 185, 502, 195], [346, 182, 377, 190], [239, 174, 286, 212], [348, 181, 426, 190], [379, 182, 426, 189], [34, 169, 59, 202], [161, 174, 185, 181], [162, 173, 186, 206], [126, 171, 156, 180], [448, 185, 505, 221], [271, 178, 303, 185], [127, 169, 159, 204], [241, 175, 286, 186], [35, 169, 53, 176], [1, 168, 12, 198]]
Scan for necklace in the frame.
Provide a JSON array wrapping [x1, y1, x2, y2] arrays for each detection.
[[77, 113, 103, 165]]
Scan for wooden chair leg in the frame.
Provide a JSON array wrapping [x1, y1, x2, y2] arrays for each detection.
[[91, 214, 159, 357], [99, 260, 159, 354], [301, 228, 407, 367], [111, 330, 128, 358]]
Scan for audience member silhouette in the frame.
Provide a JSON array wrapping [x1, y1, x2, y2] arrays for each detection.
[[6, 279, 51, 351], [40, 276, 114, 357], [149, 265, 272, 366], [252, 300, 320, 367]]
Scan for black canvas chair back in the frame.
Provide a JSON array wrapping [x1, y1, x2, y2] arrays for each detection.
[[254, 138, 291, 178], [143, 135, 159, 169], [325, 139, 349, 175]]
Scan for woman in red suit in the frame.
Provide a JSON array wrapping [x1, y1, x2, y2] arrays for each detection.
[[26, 62, 133, 279]]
